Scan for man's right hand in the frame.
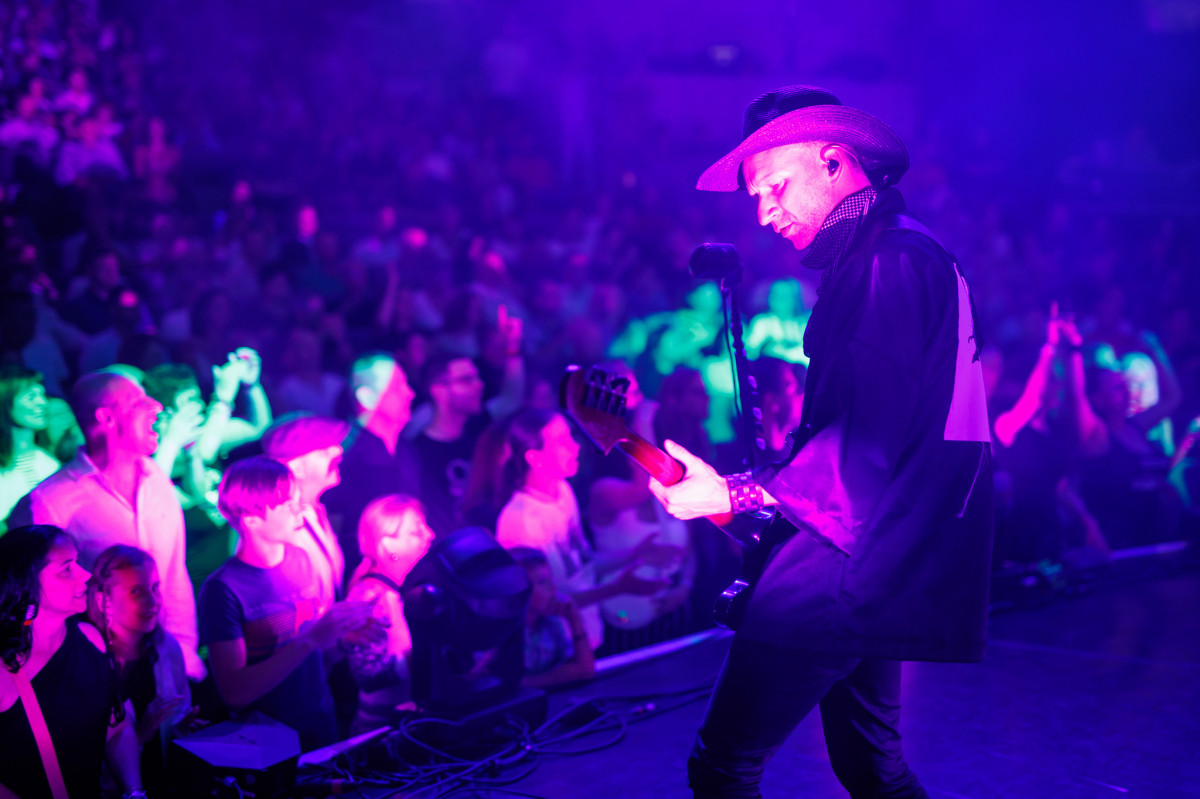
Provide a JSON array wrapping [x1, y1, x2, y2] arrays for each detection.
[[212, 355, 243, 404], [159, 403, 203, 450], [649, 440, 732, 520]]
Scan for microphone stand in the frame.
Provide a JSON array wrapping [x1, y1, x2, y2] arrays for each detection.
[[720, 266, 765, 471]]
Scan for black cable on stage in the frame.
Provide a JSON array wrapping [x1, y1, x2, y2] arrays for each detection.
[[298, 674, 720, 797]]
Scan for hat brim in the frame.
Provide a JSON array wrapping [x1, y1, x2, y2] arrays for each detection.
[[696, 104, 909, 192]]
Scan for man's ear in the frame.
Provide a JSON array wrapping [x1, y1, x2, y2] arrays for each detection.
[[94, 407, 115, 430], [819, 144, 859, 178]]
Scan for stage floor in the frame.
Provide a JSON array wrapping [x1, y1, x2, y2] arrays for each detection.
[[503, 570, 1200, 798]]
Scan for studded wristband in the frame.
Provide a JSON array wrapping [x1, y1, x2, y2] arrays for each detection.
[[726, 471, 764, 515]]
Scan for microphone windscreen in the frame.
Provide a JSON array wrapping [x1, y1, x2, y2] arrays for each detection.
[[689, 243, 740, 279]]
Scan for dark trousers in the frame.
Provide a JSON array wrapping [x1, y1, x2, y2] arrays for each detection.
[[688, 637, 928, 799]]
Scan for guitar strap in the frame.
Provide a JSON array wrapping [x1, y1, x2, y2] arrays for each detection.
[[6, 667, 70, 799]]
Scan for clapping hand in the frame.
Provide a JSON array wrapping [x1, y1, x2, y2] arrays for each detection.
[[234, 347, 262, 386], [158, 402, 203, 450], [136, 694, 186, 744], [212, 354, 243, 404], [303, 601, 384, 651]]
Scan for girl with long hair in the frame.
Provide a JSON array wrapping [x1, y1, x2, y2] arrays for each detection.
[[0, 366, 60, 529], [0, 525, 142, 798], [87, 545, 200, 793], [344, 494, 434, 733], [494, 408, 679, 654]]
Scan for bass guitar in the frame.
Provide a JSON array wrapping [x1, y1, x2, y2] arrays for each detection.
[[560, 364, 773, 628]]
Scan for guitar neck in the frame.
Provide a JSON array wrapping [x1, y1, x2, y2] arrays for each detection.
[[615, 434, 685, 486]]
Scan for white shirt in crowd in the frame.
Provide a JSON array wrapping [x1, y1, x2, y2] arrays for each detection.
[[495, 480, 603, 651], [19, 451, 205, 680], [0, 449, 60, 527]]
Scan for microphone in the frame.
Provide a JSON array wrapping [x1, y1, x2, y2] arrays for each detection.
[[689, 243, 741, 280]]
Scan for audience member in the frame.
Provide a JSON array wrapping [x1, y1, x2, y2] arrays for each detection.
[[60, 249, 123, 335], [586, 362, 693, 652], [753, 357, 806, 463], [1068, 313, 1182, 549], [132, 116, 180, 206], [344, 494, 434, 733], [991, 307, 1100, 564], [54, 112, 128, 185], [262, 414, 349, 613], [0, 93, 59, 167], [323, 353, 419, 578], [0, 525, 142, 799], [494, 408, 673, 653], [510, 546, 596, 688], [275, 326, 348, 417], [411, 353, 495, 535], [9, 370, 205, 680], [86, 544, 200, 794], [0, 366, 59, 529], [201, 457, 380, 750]]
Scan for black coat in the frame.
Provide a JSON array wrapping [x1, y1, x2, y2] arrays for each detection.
[[743, 189, 994, 663]]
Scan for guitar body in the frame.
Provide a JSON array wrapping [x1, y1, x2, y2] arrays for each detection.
[[560, 364, 774, 629]]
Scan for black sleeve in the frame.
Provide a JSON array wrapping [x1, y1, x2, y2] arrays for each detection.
[[758, 235, 952, 554]]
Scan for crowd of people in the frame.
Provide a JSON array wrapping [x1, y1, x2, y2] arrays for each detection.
[[0, 0, 1197, 796]]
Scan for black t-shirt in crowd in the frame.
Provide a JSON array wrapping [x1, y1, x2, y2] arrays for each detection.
[[324, 422, 421, 577], [198, 545, 335, 750], [412, 413, 489, 536], [0, 620, 120, 799]]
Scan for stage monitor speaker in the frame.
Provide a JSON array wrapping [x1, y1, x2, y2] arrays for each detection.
[[170, 711, 300, 799], [403, 526, 531, 718]]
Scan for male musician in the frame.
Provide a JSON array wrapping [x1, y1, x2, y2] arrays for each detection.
[[650, 86, 994, 798]]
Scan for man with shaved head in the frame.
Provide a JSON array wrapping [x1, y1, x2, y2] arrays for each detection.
[[323, 352, 418, 578], [10, 369, 204, 679]]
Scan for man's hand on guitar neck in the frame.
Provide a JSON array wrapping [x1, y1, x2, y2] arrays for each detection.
[[648, 440, 776, 521]]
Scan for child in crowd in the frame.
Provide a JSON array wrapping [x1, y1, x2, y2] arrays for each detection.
[[199, 457, 381, 750], [344, 494, 435, 732], [87, 544, 201, 793], [510, 546, 595, 688]]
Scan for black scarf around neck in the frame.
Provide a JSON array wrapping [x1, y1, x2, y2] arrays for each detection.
[[801, 186, 878, 295]]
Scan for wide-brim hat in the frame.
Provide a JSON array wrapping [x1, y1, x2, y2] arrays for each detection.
[[696, 85, 908, 192]]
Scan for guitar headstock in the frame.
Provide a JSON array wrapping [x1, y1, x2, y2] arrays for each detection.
[[559, 364, 633, 455]]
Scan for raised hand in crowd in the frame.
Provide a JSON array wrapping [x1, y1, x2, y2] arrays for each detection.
[[236, 346, 263, 386]]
